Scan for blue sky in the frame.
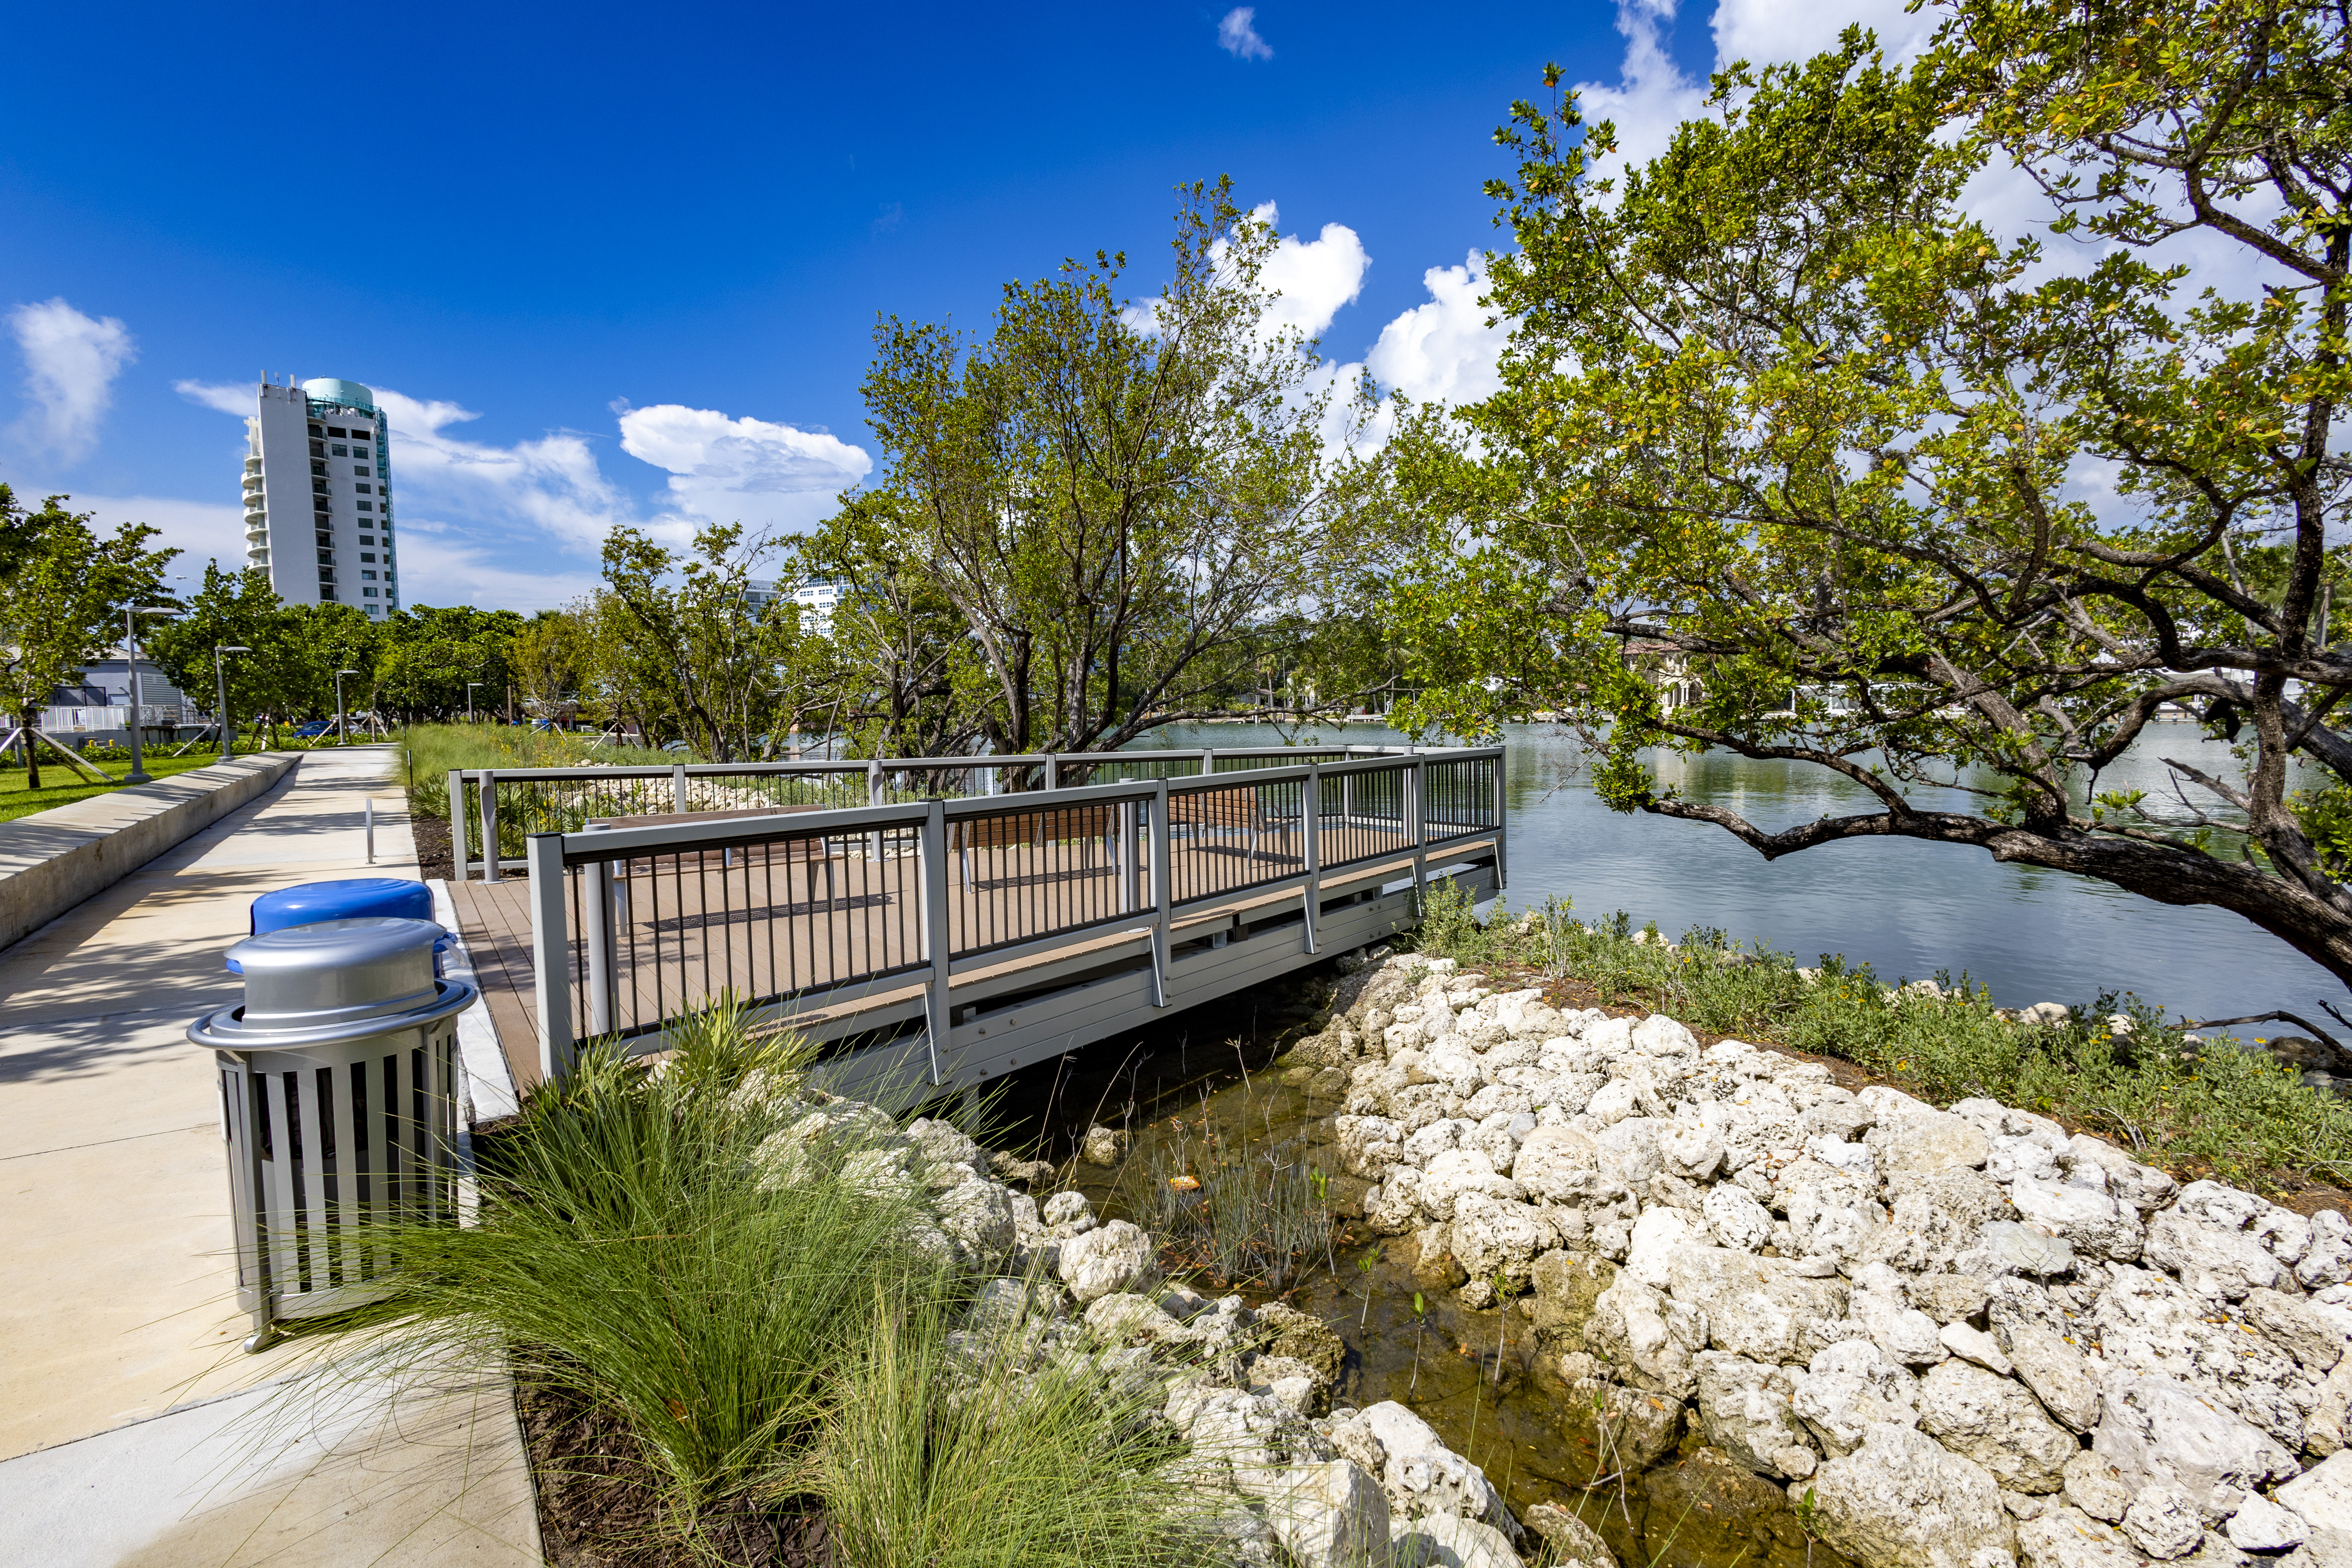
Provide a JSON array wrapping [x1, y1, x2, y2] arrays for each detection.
[[0, 0, 1927, 611]]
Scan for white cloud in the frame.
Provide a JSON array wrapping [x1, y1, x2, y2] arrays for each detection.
[[1218, 6, 1273, 60], [387, 530, 601, 612], [376, 390, 637, 552], [7, 299, 136, 465], [617, 406, 872, 535], [1254, 209, 1370, 339], [1366, 252, 1510, 405], [1575, 0, 1711, 178], [173, 379, 251, 416], [49, 492, 247, 581], [1711, 0, 1936, 72]]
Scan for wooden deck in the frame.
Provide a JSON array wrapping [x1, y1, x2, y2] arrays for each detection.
[[447, 827, 1499, 1103]]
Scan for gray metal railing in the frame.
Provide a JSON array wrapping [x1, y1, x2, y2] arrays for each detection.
[[516, 745, 1506, 1084], [454, 744, 1418, 882]]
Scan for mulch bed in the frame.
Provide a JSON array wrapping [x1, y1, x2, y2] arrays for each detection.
[[414, 812, 456, 883], [1447, 955, 2352, 1219], [515, 1374, 832, 1568]]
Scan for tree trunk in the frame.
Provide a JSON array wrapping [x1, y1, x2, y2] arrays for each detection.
[[20, 714, 41, 791]]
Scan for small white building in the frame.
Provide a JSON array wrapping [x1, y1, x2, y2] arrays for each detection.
[[243, 377, 402, 618], [38, 657, 195, 743]]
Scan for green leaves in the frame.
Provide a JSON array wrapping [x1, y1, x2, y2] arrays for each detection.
[[1385, 6, 2352, 981]]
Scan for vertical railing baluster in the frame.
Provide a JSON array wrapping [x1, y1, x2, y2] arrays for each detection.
[[1409, 753, 1428, 913], [671, 762, 688, 814]]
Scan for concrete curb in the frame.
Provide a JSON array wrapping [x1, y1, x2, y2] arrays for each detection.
[[0, 754, 297, 951]]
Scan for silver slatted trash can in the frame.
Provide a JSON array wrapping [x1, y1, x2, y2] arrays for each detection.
[[189, 917, 478, 1350]]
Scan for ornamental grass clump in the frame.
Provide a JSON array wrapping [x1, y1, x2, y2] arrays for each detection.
[[806, 1285, 1207, 1568], [301, 1004, 933, 1545]]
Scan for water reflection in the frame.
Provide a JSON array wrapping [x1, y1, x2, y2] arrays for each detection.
[[1132, 721, 2344, 1034]]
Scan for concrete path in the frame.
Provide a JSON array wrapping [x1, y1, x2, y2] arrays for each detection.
[[0, 746, 541, 1565]]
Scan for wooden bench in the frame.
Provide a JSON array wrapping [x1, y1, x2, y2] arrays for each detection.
[[585, 804, 847, 902], [1168, 784, 1288, 865], [949, 803, 1121, 889]]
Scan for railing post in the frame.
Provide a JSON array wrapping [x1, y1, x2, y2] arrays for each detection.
[[866, 760, 886, 861], [526, 832, 575, 1083], [1409, 753, 1428, 915], [671, 762, 688, 813], [447, 770, 468, 880], [1492, 750, 1508, 891], [1302, 765, 1321, 955], [1044, 753, 1058, 791], [1200, 748, 1214, 776], [581, 826, 617, 1040], [1149, 780, 1172, 1007], [919, 800, 950, 1086], [481, 768, 501, 882]]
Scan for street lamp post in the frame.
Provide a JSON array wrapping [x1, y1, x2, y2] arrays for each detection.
[[123, 606, 177, 785], [335, 669, 360, 744], [466, 682, 482, 724], [214, 646, 251, 764]]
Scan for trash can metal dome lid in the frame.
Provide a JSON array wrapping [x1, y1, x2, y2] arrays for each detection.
[[201, 918, 469, 1042]]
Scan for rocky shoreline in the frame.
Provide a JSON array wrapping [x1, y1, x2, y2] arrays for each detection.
[[1268, 949, 2352, 1567]]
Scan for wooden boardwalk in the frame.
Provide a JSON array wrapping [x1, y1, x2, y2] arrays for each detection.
[[448, 824, 1492, 1098]]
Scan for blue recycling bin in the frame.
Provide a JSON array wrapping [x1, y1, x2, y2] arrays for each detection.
[[236, 879, 448, 973]]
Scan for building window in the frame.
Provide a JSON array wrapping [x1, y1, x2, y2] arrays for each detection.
[[355, 483, 371, 493], [321, 586, 336, 600], [310, 439, 325, 457], [359, 534, 374, 545], [363, 587, 377, 597], [355, 468, 370, 478], [359, 552, 376, 563], [327, 426, 346, 437], [318, 551, 334, 564], [356, 500, 373, 511], [308, 423, 323, 436], [361, 570, 376, 580], [331, 444, 348, 456]]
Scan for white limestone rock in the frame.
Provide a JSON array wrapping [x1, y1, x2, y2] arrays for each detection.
[[1702, 1183, 1777, 1254], [2274, 1450, 2352, 1564], [2299, 1209, 2352, 1290], [1263, 1459, 1394, 1568], [1664, 1246, 1853, 1366], [2000, 1321, 2109, 1436], [1793, 1339, 1924, 1457], [1588, 1276, 1708, 1399], [2222, 1492, 2307, 1552], [2143, 1209, 2286, 1301], [2119, 1479, 2206, 1560], [1349, 1401, 1514, 1535], [1694, 1352, 1815, 1479], [1390, 1511, 1521, 1568], [1869, 1111, 1991, 1177], [1797, 1420, 2018, 1568], [1056, 1218, 1154, 1303], [1916, 1358, 2080, 1495], [2009, 1178, 2146, 1263], [2091, 1375, 2300, 1524]]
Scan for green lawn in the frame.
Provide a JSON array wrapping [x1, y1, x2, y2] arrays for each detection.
[[0, 750, 265, 823]]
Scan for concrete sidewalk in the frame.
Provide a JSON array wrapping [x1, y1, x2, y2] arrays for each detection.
[[0, 746, 541, 1565]]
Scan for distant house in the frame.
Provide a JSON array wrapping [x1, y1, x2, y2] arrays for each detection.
[[36, 655, 196, 743]]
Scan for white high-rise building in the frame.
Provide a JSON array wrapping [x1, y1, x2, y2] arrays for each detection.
[[241, 377, 401, 617]]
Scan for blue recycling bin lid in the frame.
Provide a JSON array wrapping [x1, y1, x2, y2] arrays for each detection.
[[234, 879, 443, 973]]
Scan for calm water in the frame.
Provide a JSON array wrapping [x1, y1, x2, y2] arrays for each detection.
[[1135, 722, 2345, 1035]]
